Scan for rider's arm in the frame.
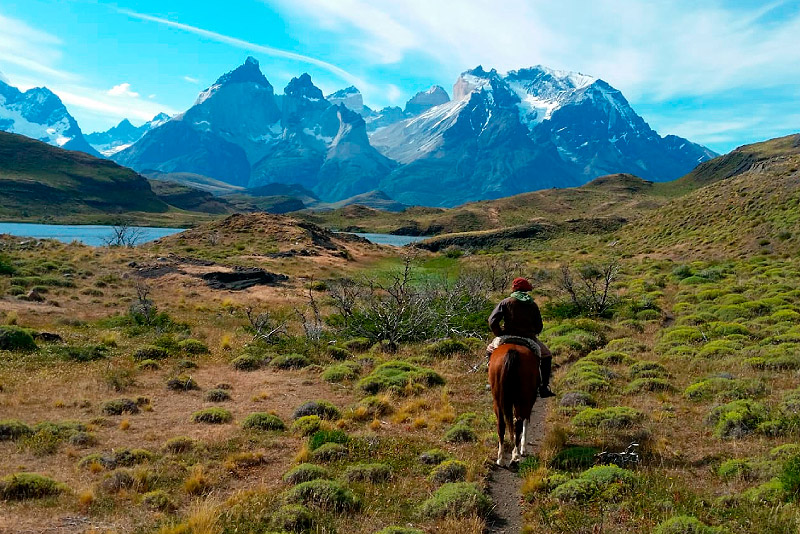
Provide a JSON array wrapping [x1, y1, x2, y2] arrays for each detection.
[[488, 300, 506, 337], [531, 301, 543, 336]]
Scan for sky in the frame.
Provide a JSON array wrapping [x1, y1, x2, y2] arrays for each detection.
[[1, 0, 799, 153]]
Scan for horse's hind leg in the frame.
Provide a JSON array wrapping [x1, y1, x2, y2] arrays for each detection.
[[511, 418, 525, 464], [496, 415, 507, 467], [519, 417, 529, 456]]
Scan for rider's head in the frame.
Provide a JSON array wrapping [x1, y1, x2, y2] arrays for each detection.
[[511, 277, 533, 292]]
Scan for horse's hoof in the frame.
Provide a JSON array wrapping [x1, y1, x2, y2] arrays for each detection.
[[496, 458, 508, 467]]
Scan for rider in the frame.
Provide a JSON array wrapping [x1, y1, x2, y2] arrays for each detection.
[[488, 277, 555, 398]]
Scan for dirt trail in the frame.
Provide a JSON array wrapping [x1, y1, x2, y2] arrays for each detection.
[[485, 397, 548, 534]]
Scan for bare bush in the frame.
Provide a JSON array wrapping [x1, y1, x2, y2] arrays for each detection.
[[294, 280, 324, 343], [104, 222, 145, 248], [475, 255, 523, 292], [558, 261, 620, 317], [244, 307, 287, 343], [129, 281, 157, 325]]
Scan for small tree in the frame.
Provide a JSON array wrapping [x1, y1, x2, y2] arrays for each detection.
[[104, 221, 145, 248], [295, 279, 324, 343], [244, 307, 287, 343], [558, 261, 620, 317], [129, 281, 158, 325]]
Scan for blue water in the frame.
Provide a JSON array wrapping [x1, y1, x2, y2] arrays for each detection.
[[0, 223, 425, 248], [0, 222, 184, 246], [351, 232, 428, 247]]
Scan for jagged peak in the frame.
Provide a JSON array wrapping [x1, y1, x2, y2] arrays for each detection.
[[212, 57, 273, 91], [151, 112, 170, 122], [327, 86, 360, 99], [285, 73, 324, 100], [507, 65, 596, 90]]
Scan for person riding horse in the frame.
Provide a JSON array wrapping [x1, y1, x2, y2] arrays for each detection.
[[488, 277, 555, 398]]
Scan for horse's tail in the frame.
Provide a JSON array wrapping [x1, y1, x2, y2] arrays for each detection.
[[500, 348, 520, 433]]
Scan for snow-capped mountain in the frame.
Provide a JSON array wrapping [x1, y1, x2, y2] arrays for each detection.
[[0, 78, 98, 156], [85, 113, 170, 156], [370, 66, 716, 205], [114, 57, 715, 206], [115, 57, 393, 198]]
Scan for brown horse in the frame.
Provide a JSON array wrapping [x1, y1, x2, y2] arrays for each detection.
[[489, 343, 540, 466]]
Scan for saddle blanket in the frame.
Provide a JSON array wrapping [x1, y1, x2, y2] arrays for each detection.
[[487, 335, 541, 357]]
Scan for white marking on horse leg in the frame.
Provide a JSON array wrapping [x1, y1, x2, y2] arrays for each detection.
[[519, 418, 529, 456], [511, 444, 521, 464], [496, 440, 505, 466]]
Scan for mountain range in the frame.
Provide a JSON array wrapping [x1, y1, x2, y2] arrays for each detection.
[[0, 58, 717, 207]]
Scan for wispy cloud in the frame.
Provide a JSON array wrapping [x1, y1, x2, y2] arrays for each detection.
[[53, 85, 177, 128], [107, 82, 139, 97], [118, 8, 364, 88], [0, 13, 75, 81], [182, 76, 199, 84]]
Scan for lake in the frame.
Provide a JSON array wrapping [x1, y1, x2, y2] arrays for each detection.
[[0, 223, 426, 248], [0, 222, 184, 247]]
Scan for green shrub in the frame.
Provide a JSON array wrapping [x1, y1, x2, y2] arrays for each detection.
[[697, 340, 739, 359], [283, 479, 360, 511], [166, 376, 199, 391], [418, 482, 491, 519], [204, 388, 232, 402], [572, 406, 644, 429], [584, 350, 634, 365], [343, 463, 392, 483], [358, 360, 444, 395], [705, 400, 769, 439], [358, 396, 394, 417], [136, 359, 160, 371], [424, 339, 471, 358], [624, 378, 675, 394], [560, 361, 613, 392], [101, 398, 140, 416], [326, 346, 352, 360], [192, 408, 232, 424], [142, 489, 176, 511], [291, 415, 322, 436], [242, 412, 285, 432], [743, 478, 786, 504], [343, 337, 372, 352], [444, 424, 477, 443], [550, 465, 636, 502], [419, 449, 449, 465], [271, 504, 313, 532], [231, 353, 266, 371], [0, 256, 15, 275], [0, 326, 37, 351], [630, 361, 668, 379], [780, 455, 800, 500], [309, 429, 348, 450], [0, 473, 66, 500], [709, 322, 751, 337], [684, 377, 766, 402], [769, 444, 800, 460], [653, 516, 725, 534], [322, 362, 360, 383], [133, 345, 168, 361], [311, 443, 348, 461], [636, 309, 661, 321], [429, 460, 467, 484], [293, 400, 340, 420], [718, 459, 756, 480], [56, 344, 108, 362], [271, 353, 310, 370], [283, 464, 330, 485], [164, 436, 195, 453], [549, 446, 599, 470], [0, 419, 33, 441], [179, 339, 210, 355]]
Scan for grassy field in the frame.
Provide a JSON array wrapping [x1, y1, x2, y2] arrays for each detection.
[[1, 134, 799, 533]]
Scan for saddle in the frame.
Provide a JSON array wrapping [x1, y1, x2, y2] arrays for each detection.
[[488, 335, 541, 358]]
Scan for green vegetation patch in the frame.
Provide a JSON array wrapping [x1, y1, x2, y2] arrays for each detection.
[[283, 464, 330, 485], [0, 419, 34, 441], [132, 345, 169, 361], [204, 388, 232, 402], [624, 378, 675, 394], [309, 429, 348, 450], [550, 465, 636, 503], [293, 400, 341, 421], [424, 338, 472, 358], [418, 482, 491, 519], [322, 362, 361, 383], [559, 360, 614, 393], [374, 528, 425, 534], [343, 463, 392, 483], [142, 489, 176, 511], [101, 398, 140, 416], [270, 503, 313, 532], [358, 360, 444, 395], [166, 375, 199, 391], [684, 377, 766, 402], [549, 446, 600, 471], [54, 344, 108, 362], [271, 353, 311, 370], [0, 326, 37, 351], [429, 460, 467, 484], [0, 473, 66, 500], [705, 400, 769, 439], [629, 361, 669, 379], [291, 415, 322, 436], [192, 408, 232, 424], [283, 479, 360, 511], [572, 406, 644, 429], [653, 516, 725, 534], [242, 412, 286, 432]]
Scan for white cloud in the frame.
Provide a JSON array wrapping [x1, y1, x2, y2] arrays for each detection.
[[107, 82, 140, 97], [182, 76, 200, 84], [53, 84, 178, 126], [269, 0, 800, 102], [0, 13, 75, 81], [118, 8, 366, 88]]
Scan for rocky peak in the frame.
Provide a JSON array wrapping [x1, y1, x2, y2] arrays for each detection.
[[327, 86, 365, 113], [213, 56, 273, 91], [453, 66, 499, 100], [285, 73, 324, 100], [404, 85, 450, 115]]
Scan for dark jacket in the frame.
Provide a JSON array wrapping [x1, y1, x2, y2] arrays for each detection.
[[488, 296, 543, 339]]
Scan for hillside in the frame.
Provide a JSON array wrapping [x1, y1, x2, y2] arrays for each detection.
[[0, 131, 170, 221]]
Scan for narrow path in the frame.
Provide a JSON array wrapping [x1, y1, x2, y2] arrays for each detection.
[[485, 398, 548, 534]]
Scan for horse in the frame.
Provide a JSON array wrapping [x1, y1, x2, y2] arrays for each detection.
[[488, 343, 540, 466]]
